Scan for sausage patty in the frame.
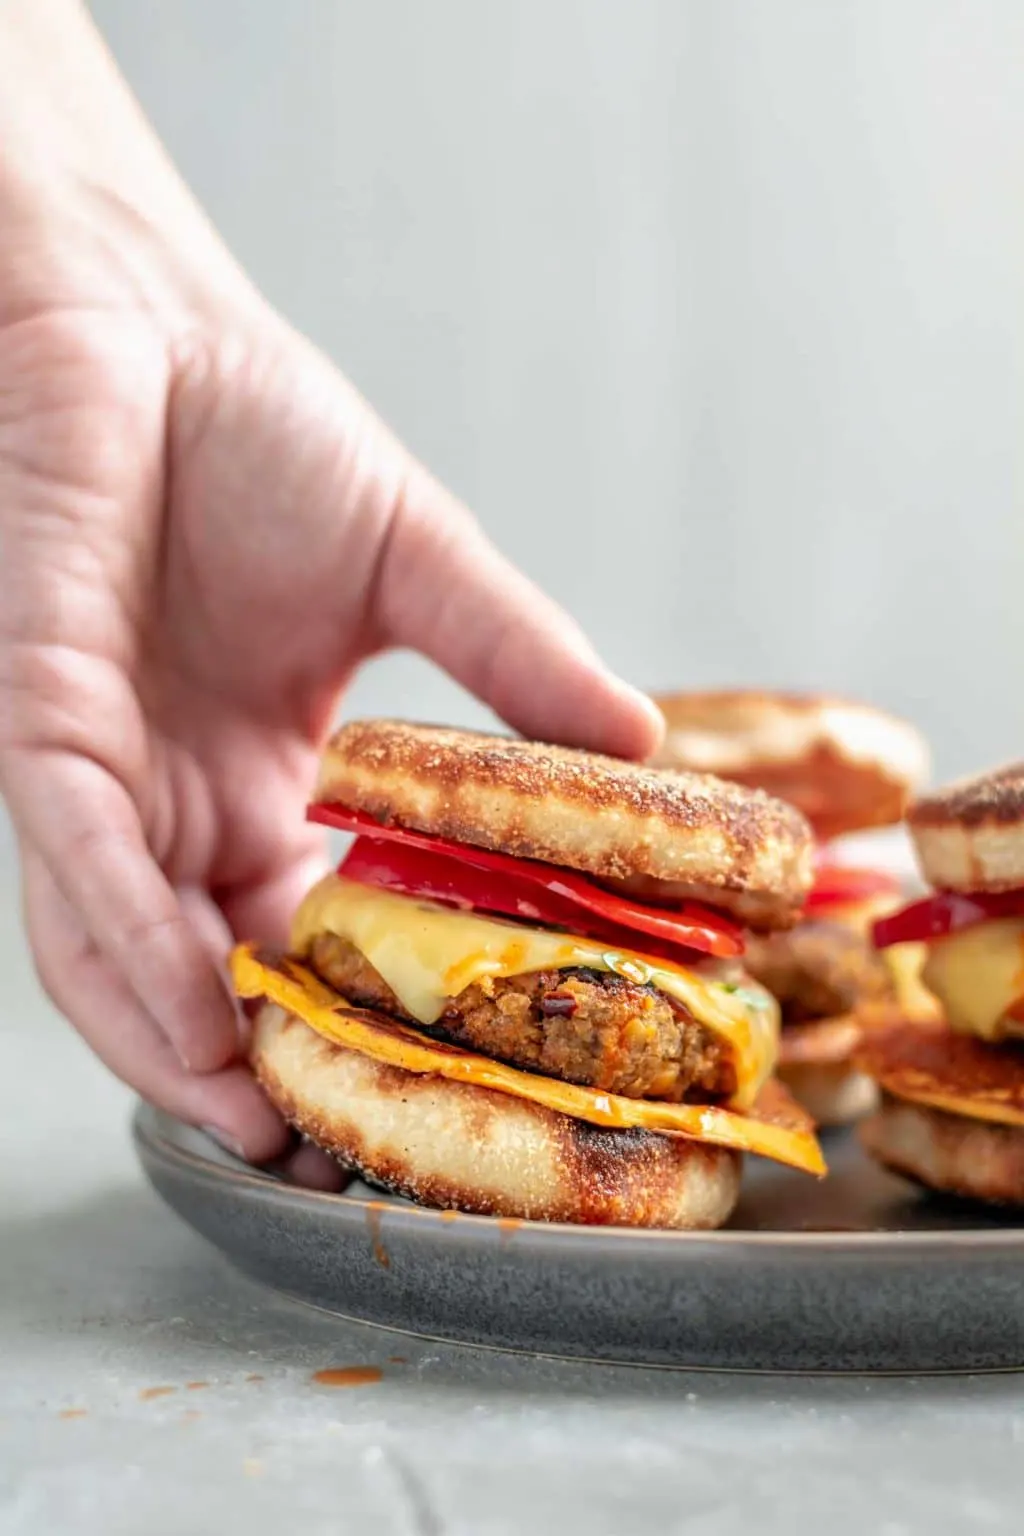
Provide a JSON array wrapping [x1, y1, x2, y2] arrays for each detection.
[[306, 933, 732, 1102], [744, 919, 892, 1023]]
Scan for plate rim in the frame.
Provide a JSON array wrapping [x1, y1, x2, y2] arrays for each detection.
[[133, 1102, 1024, 1256]]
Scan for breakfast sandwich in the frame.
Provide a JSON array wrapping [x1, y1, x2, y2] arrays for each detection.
[[650, 690, 932, 1124], [860, 763, 1024, 1204], [231, 720, 824, 1230]]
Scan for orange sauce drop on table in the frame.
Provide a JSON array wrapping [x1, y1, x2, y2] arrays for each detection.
[[311, 1367, 383, 1389], [185, 1381, 209, 1391], [59, 1409, 87, 1420], [139, 1386, 177, 1401]]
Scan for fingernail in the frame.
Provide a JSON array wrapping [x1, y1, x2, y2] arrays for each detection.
[[201, 1125, 247, 1161], [637, 689, 667, 735]]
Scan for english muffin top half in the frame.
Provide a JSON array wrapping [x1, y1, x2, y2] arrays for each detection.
[[316, 719, 814, 930]]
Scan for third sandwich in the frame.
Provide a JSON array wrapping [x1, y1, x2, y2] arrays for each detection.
[[859, 763, 1024, 1205]]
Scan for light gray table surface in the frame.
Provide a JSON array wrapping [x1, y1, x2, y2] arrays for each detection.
[[2, 842, 1023, 1536]]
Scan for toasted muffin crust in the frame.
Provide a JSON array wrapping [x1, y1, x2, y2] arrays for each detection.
[[316, 719, 813, 928], [252, 1003, 742, 1228], [652, 690, 929, 840], [860, 1095, 1024, 1206], [910, 764, 1024, 892]]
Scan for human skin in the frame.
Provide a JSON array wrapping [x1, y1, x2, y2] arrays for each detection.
[[0, 1, 662, 1174]]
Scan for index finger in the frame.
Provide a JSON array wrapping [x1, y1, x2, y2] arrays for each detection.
[[374, 467, 665, 760]]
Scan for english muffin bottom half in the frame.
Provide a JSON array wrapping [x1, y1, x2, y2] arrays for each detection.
[[232, 721, 825, 1229]]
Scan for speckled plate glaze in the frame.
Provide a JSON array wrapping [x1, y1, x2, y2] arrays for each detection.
[[134, 1105, 1024, 1374]]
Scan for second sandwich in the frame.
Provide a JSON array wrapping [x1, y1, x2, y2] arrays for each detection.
[[651, 690, 932, 1124]]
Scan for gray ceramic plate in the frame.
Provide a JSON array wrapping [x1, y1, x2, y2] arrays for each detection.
[[134, 1104, 1024, 1374]]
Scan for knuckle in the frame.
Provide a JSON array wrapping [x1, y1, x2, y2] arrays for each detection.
[[111, 908, 190, 961], [0, 642, 86, 743]]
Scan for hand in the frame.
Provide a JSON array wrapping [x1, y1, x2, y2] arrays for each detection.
[[0, 1, 662, 1167]]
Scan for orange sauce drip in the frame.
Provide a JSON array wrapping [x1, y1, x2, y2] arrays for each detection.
[[139, 1386, 177, 1401], [311, 1367, 383, 1388], [364, 1202, 391, 1268]]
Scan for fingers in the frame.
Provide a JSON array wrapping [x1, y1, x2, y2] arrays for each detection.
[[21, 846, 290, 1163], [217, 830, 328, 951], [375, 465, 664, 761], [5, 746, 239, 1073], [22, 846, 344, 1180], [279, 1141, 351, 1194], [223, 320, 661, 758]]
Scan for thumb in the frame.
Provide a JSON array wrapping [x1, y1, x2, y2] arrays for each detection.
[[375, 465, 664, 760]]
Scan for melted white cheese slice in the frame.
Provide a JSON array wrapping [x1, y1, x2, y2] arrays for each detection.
[[291, 875, 780, 1108], [922, 917, 1024, 1042]]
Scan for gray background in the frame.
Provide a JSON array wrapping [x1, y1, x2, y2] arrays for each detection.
[[82, 0, 1024, 781]]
